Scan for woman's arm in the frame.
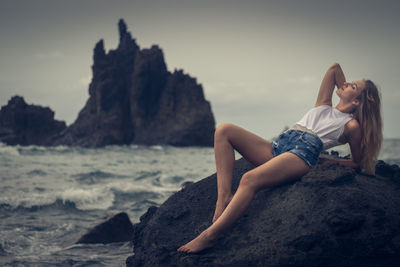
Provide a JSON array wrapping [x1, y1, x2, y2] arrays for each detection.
[[321, 120, 362, 170], [333, 63, 346, 89], [321, 157, 359, 169], [315, 63, 346, 107]]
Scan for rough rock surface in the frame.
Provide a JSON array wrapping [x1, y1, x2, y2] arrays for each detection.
[[53, 18, 215, 147], [126, 158, 400, 267], [0, 243, 6, 256], [77, 212, 134, 244], [0, 96, 66, 146]]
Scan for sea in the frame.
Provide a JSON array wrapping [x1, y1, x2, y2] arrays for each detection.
[[0, 139, 399, 266]]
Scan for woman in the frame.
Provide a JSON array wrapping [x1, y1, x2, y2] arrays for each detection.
[[178, 63, 383, 253]]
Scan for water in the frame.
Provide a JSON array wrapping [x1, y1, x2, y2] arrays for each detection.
[[0, 140, 399, 266], [0, 144, 216, 266], [326, 138, 400, 166]]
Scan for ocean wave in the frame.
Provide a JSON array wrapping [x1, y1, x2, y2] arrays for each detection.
[[60, 185, 167, 211], [150, 145, 163, 150], [26, 169, 48, 176], [0, 143, 75, 156], [134, 170, 161, 181], [0, 199, 78, 212], [0, 142, 20, 156], [163, 175, 185, 184], [60, 187, 115, 210], [0, 179, 172, 213], [71, 170, 127, 184], [16, 144, 48, 155], [17, 144, 77, 155], [111, 190, 163, 210], [0, 186, 115, 211], [0, 143, 121, 156]]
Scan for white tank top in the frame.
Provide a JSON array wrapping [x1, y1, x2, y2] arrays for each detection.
[[295, 105, 353, 150]]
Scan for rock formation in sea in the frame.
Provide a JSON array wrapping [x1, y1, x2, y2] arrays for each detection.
[[126, 158, 400, 267], [0, 19, 215, 147], [0, 95, 66, 146], [77, 212, 134, 244], [53, 18, 215, 147]]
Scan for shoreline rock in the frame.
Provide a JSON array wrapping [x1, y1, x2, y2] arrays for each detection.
[[77, 212, 134, 244], [126, 158, 400, 267]]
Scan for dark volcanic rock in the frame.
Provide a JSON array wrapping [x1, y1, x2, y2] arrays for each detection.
[[77, 212, 134, 244], [0, 243, 6, 256], [126, 159, 400, 267], [54, 18, 215, 147], [0, 95, 66, 146]]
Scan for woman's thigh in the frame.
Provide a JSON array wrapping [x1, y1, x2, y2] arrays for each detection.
[[241, 152, 310, 190], [216, 123, 274, 166]]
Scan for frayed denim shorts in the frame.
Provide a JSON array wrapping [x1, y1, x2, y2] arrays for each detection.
[[271, 129, 323, 168]]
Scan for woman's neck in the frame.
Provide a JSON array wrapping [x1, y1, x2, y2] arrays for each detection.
[[335, 101, 355, 114]]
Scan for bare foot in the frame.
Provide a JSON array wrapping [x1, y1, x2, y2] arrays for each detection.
[[212, 195, 233, 223], [177, 230, 215, 253]]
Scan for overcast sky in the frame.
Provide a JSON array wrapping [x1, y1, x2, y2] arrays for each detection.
[[1, 0, 399, 139]]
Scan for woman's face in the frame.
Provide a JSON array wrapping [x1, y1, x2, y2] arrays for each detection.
[[336, 80, 366, 104]]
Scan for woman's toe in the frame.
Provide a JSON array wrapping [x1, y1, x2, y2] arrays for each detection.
[[178, 245, 187, 252]]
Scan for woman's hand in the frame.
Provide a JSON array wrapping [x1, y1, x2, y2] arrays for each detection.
[[315, 63, 346, 107], [333, 63, 346, 89]]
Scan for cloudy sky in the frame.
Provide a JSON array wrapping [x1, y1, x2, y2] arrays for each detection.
[[1, 0, 399, 139]]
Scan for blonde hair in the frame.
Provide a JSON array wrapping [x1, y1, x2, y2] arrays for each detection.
[[353, 79, 383, 175]]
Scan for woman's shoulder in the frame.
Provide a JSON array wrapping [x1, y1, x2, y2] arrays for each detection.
[[343, 119, 361, 141], [345, 119, 361, 130]]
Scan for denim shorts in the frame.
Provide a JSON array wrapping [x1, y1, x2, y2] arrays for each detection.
[[271, 129, 323, 168]]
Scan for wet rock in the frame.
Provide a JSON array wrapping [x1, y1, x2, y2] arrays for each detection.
[[376, 160, 400, 178], [126, 159, 400, 267], [0, 95, 66, 146], [77, 212, 134, 244], [0, 243, 6, 256]]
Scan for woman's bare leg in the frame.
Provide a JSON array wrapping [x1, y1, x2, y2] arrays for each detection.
[[212, 123, 274, 223], [178, 152, 310, 253], [212, 124, 235, 223]]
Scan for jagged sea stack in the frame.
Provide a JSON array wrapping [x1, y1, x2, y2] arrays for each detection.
[[54, 19, 215, 147], [0, 96, 66, 146]]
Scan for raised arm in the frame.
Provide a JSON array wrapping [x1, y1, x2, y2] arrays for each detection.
[[315, 63, 346, 107]]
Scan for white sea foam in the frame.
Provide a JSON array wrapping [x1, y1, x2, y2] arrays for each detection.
[[0, 186, 115, 211], [18, 144, 48, 151], [0, 142, 20, 156], [61, 187, 115, 210], [52, 145, 70, 150], [0, 192, 58, 209]]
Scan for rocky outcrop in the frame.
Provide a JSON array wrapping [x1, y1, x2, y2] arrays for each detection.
[[53, 18, 215, 147], [126, 158, 400, 267], [0, 243, 6, 256], [77, 212, 134, 244], [1, 19, 215, 147], [0, 96, 66, 146]]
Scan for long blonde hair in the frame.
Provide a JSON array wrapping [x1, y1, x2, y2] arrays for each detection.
[[353, 79, 383, 175]]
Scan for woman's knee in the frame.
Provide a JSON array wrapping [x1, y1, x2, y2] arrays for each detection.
[[215, 123, 236, 141], [239, 171, 260, 191]]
